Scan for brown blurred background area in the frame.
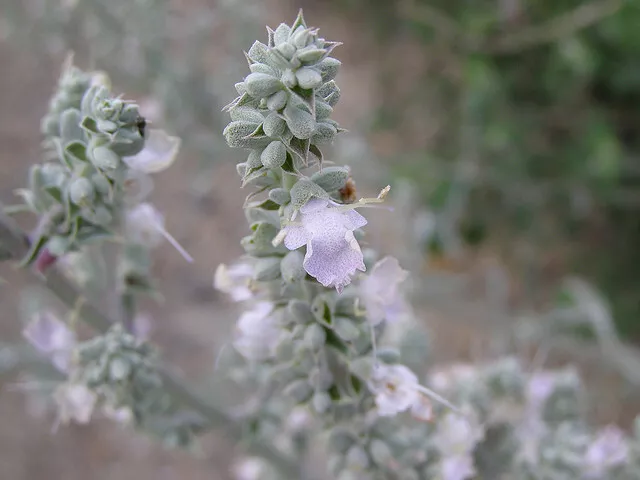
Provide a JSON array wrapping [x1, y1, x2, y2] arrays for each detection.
[[1, 0, 640, 478]]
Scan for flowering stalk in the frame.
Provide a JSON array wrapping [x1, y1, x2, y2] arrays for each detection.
[[220, 12, 640, 480]]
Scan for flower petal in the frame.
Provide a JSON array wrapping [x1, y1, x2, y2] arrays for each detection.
[[283, 225, 311, 250], [123, 129, 180, 173]]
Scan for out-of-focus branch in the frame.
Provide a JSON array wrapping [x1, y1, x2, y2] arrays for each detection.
[[0, 207, 298, 475], [399, 0, 623, 54], [484, 0, 623, 54]]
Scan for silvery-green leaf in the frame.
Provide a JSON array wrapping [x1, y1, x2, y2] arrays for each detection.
[[318, 57, 341, 82], [274, 23, 291, 46], [229, 106, 265, 124], [247, 40, 270, 64], [310, 166, 349, 192], [284, 104, 315, 140], [268, 188, 291, 205], [290, 178, 329, 209]]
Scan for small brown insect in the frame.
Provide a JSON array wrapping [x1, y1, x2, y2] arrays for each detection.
[[339, 177, 357, 204]]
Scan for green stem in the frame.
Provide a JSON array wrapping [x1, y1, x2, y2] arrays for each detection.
[[0, 207, 298, 475]]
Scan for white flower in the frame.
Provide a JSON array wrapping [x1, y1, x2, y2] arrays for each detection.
[[123, 129, 180, 173], [231, 457, 268, 480], [54, 383, 97, 425], [440, 454, 476, 480], [283, 198, 367, 292], [233, 302, 282, 360], [361, 256, 409, 325], [435, 411, 484, 456], [102, 404, 134, 425], [214, 261, 254, 301], [368, 363, 420, 416], [584, 425, 629, 477], [285, 406, 313, 433], [124, 202, 193, 262], [23, 312, 76, 372]]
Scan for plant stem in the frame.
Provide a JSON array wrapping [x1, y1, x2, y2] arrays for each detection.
[[0, 208, 298, 475]]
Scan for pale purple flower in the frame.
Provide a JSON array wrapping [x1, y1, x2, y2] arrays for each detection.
[[54, 383, 97, 425], [526, 371, 557, 412], [233, 302, 282, 360], [361, 256, 409, 325], [23, 312, 76, 372], [440, 454, 476, 480], [283, 198, 367, 292], [214, 261, 254, 301], [410, 393, 433, 421], [123, 129, 180, 173], [368, 363, 420, 416], [125, 202, 193, 262], [584, 425, 629, 477]]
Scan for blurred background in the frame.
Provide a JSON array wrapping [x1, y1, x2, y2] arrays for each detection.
[[0, 0, 639, 478]]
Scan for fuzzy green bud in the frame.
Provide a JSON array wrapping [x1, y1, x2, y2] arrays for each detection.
[[296, 67, 323, 89], [266, 91, 289, 111], [262, 112, 287, 138], [310, 166, 349, 192], [261, 141, 287, 168], [268, 188, 291, 205], [244, 73, 283, 98], [280, 250, 306, 283], [287, 300, 314, 325], [304, 323, 326, 351], [69, 177, 95, 206], [283, 379, 313, 403], [369, 439, 393, 467], [254, 256, 282, 281]]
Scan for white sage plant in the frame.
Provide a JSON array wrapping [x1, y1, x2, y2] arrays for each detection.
[[219, 12, 640, 480]]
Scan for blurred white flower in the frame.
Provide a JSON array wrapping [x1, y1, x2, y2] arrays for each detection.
[[23, 312, 76, 372], [440, 454, 476, 480], [434, 411, 484, 457], [410, 393, 433, 421], [584, 425, 629, 477], [231, 457, 268, 480], [54, 383, 97, 425], [125, 202, 193, 262], [233, 302, 281, 360], [368, 363, 420, 416], [102, 404, 134, 425], [361, 256, 409, 325], [285, 406, 313, 433], [283, 198, 367, 292], [214, 261, 254, 301], [526, 371, 557, 412], [123, 129, 180, 174]]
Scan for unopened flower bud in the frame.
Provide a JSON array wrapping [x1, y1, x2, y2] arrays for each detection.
[[333, 316, 361, 342], [304, 323, 326, 351], [284, 379, 313, 403], [310, 166, 349, 192], [69, 177, 95, 206], [244, 73, 283, 99], [281, 69, 298, 88], [262, 112, 287, 138], [312, 391, 332, 413], [296, 67, 323, 89], [268, 188, 291, 205], [91, 145, 120, 171], [287, 299, 314, 324], [369, 439, 393, 467], [253, 256, 282, 281], [260, 141, 287, 168], [280, 250, 306, 283], [346, 445, 370, 470], [266, 91, 288, 111]]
